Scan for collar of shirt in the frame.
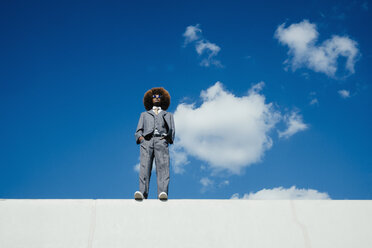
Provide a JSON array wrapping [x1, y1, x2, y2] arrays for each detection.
[[152, 106, 162, 113]]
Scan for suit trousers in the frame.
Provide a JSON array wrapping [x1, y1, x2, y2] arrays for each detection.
[[139, 136, 170, 199]]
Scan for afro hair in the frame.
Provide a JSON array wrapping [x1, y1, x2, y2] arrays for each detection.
[[143, 87, 171, 111]]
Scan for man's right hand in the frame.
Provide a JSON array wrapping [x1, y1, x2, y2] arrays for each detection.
[[138, 136, 144, 143]]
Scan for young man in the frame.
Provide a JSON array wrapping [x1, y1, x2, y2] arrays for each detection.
[[134, 87, 175, 200]]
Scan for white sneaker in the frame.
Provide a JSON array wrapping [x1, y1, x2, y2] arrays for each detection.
[[134, 191, 144, 200], [158, 192, 168, 200]]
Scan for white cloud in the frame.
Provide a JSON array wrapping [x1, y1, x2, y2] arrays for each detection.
[[183, 24, 202, 45], [231, 186, 331, 200], [309, 92, 318, 105], [133, 161, 155, 173], [196, 40, 221, 67], [275, 19, 359, 77], [200, 177, 214, 193], [310, 98, 319, 105], [338, 89, 350, 98], [182, 24, 222, 67], [219, 180, 230, 187], [278, 111, 308, 139], [133, 163, 140, 172], [174, 81, 281, 174], [200, 177, 214, 187], [170, 146, 189, 174]]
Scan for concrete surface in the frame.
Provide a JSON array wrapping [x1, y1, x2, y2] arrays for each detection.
[[0, 199, 371, 248]]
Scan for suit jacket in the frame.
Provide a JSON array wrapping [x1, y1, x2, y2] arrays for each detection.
[[135, 110, 175, 144]]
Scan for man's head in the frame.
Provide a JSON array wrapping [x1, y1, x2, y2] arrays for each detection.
[[143, 87, 170, 111], [152, 93, 162, 107]]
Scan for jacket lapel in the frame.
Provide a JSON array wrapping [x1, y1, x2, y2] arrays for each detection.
[[147, 109, 169, 127], [162, 112, 171, 126], [147, 110, 155, 117]]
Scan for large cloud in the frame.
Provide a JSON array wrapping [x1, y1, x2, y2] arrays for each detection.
[[275, 19, 359, 77], [173, 82, 281, 174], [231, 186, 330, 200]]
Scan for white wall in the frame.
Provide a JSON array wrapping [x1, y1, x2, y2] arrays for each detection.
[[0, 199, 371, 248]]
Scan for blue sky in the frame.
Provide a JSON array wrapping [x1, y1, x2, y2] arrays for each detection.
[[1, 0, 371, 199]]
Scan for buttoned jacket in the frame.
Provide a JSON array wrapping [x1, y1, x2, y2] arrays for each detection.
[[135, 110, 175, 144]]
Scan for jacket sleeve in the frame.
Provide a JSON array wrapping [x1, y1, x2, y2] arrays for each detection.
[[135, 113, 144, 144], [169, 113, 175, 144]]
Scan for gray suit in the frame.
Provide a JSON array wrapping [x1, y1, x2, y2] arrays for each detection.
[[135, 110, 175, 198]]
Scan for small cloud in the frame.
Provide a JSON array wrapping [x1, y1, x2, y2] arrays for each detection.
[[183, 24, 202, 46], [301, 72, 310, 80], [196, 40, 222, 67], [278, 111, 308, 139], [338, 89, 351, 98], [231, 186, 331, 200], [196, 40, 220, 56], [231, 193, 240, 199], [133, 161, 155, 173], [275, 19, 360, 77], [309, 92, 319, 105], [310, 98, 319, 105], [200, 177, 214, 193], [200, 177, 213, 187], [219, 180, 230, 187], [182, 24, 222, 67], [133, 163, 140, 172], [249, 81, 265, 93]]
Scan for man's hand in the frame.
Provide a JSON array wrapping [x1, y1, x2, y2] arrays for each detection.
[[138, 136, 144, 142]]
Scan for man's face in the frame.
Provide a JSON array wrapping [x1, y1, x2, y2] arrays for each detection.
[[152, 94, 162, 106]]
